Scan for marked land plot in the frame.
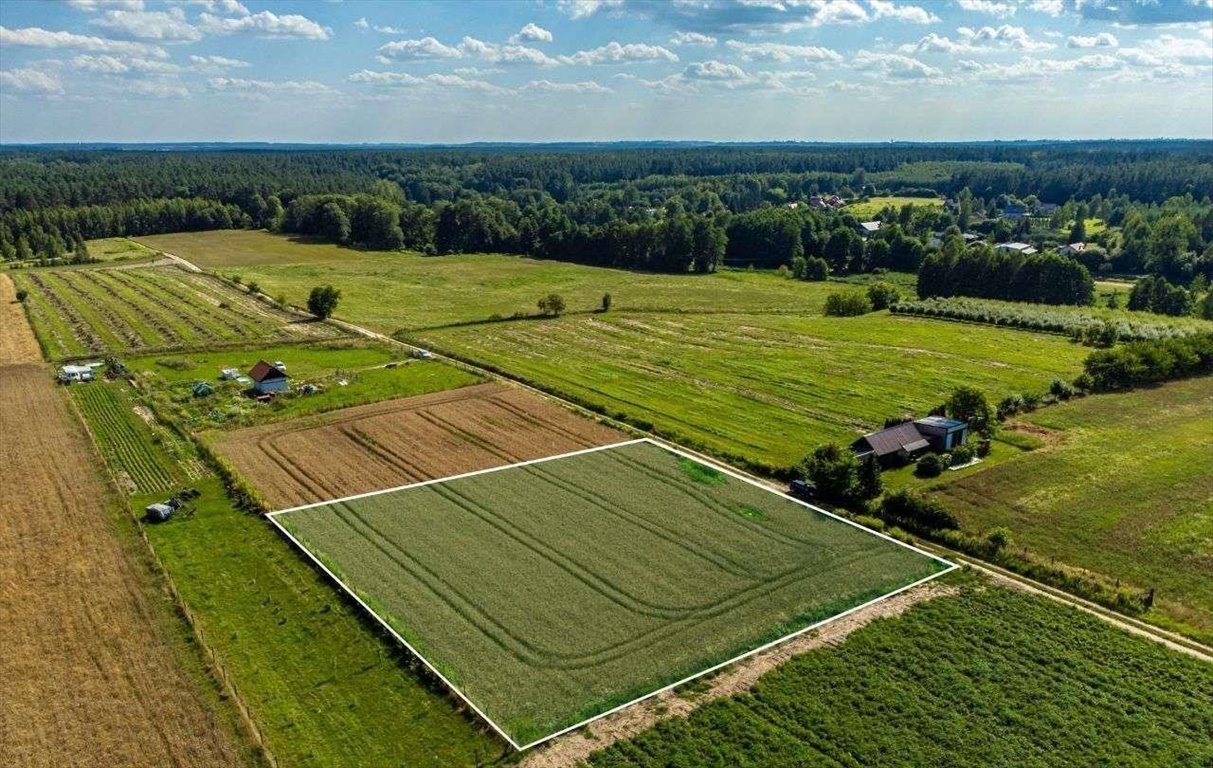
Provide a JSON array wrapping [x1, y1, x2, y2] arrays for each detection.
[[209, 382, 626, 507], [270, 439, 952, 748]]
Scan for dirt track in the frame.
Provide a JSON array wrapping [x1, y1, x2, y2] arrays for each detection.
[[211, 382, 626, 508], [0, 283, 244, 766]]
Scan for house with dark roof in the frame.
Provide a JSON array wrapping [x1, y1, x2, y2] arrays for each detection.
[[851, 417, 969, 467], [248, 360, 288, 395]]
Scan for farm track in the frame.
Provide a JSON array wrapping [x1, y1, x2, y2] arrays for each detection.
[[0, 295, 243, 768]]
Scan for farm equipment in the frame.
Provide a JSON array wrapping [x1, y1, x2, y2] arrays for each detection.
[[144, 488, 200, 523]]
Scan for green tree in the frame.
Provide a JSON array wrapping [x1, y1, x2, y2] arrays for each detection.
[[319, 201, 351, 244], [1199, 291, 1213, 321], [307, 285, 341, 319], [537, 293, 566, 316], [866, 282, 901, 311], [946, 386, 993, 438], [856, 455, 883, 500], [800, 444, 860, 506], [601, 293, 612, 312]]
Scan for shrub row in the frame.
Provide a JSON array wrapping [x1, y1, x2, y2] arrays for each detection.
[[891, 297, 1202, 344], [1081, 333, 1213, 391]]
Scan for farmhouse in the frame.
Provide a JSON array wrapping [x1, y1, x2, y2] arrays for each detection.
[[1002, 203, 1028, 219], [1058, 242, 1087, 257], [248, 360, 289, 394], [995, 242, 1038, 255], [857, 221, 882, 237], [851, 417, 969, 467]]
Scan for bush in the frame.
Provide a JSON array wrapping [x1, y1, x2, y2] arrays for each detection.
[[1049, 378, 1074, 400], [246, 281, 261, 295], [601, 293, 612, 312], [915, 453, 945, 478], [986, 526, 1013, 552], [866, 282, 901, 311], [950, 444, 974, 465], [800, 443, 861, 506], [538, 293, 566, 316], [792, 256, 829, 281], [1082, 334, 1213, 390], [879, 489, 959, 533], [15, 288, 28, 302], [824, 290, 872, 317], [307, 285, 340, 319]]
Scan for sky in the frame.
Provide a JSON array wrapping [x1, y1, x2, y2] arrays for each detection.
[[1, 0, 1211, 143]]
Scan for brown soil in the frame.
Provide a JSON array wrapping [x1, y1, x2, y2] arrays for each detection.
[[211, 382, 627, 508], [0, 363, 245, 767], [521, 581, 958, 768], [0, 274, 42, 364]]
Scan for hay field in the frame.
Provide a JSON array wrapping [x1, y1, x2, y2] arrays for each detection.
[[0, 362, 247, 768], [275, 440, 948, 746], [1, 274, 41, 363], [11, 264, 344, 360], [210, 382, 625, 508]]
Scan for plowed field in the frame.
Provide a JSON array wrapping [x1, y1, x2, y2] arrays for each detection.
[[0, 362, 244, 767], [210, 382, 625, 508]]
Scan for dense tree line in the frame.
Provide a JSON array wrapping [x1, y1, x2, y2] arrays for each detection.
[[918, 240, 1095, 305], [1080, 334, 1213, 391]]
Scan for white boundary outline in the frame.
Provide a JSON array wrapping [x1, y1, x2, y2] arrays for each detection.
[[266, 437, 956, 752]]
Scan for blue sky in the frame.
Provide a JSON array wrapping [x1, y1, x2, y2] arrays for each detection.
[[1, 0, 1210, 143]]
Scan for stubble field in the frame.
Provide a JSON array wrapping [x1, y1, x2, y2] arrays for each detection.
[[273, 439, 949, 746]]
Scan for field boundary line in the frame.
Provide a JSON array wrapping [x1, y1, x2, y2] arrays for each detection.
[[265, 439, 955, 751], [267, 438, 648, 517]]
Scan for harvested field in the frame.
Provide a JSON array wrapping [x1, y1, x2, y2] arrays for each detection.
[[209, 382, 626, 508], [10, 264, 345, 360], [0, 364, 246, 768], [1, 274, 42, 364], [273, 439, 950, 746]]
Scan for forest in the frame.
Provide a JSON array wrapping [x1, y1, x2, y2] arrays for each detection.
[[2, 142, 1212, 301]]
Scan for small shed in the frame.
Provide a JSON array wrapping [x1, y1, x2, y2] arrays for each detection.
[[913, 416, 969, 452], [248, 360, 289, 395], [851, 422, 931, 468], [857, 221, 882, 237]]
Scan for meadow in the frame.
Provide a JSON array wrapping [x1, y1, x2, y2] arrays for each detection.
[[588, 575, 1213, 768], [921, 378, 1213, 642], [419, 312, 1089, 471], [844, 195, 943, 219], [11, 264, 344, 360], [274, 440, 947, 745]]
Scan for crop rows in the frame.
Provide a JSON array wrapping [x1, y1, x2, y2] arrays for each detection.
[[72, 383, 176, 494], [890, 296, 1210, 342], [11, 266, 345, 360]]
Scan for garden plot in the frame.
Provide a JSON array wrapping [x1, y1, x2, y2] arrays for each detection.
[[10, 265, 345, 360], [270, 439, 952, 748]]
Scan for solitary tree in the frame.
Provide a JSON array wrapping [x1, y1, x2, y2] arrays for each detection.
[[15, 289, 28, 303], [601, 293, 612, 312], [537, 293, 566, 317], [946, 386, 993, 438], [307, 285, 341, 319]]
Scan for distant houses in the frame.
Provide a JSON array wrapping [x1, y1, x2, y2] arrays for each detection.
[[994, 242, 1038, 255], [1002, 203, 1029, 219], [851, 417, 969, 468], [857, 221, 882, 237], [1058, 242, 1087, 257], [809, 194, 845, 210], [249, 360, 288, 395]]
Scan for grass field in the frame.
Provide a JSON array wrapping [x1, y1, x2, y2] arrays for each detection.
[[133, 231, 847, 330], [72, 382, 181, 494], [127, 340, 480, 432], [273, 440, 948, 745], [588, 574, 1213, 767], [844, 196, 943, 219], [919, 378, 1213, 642], [87, 236, 162, 263], [418, 312, 1089, 470], [11, 264, 345, 360]]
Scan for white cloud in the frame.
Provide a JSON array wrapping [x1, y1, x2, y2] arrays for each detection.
[[90, 8, 202, 42], [682, 60, 750, 81], [70, 53, 180, 73], [460, 37, 562, 66], [353, 17, 369, 29], [808, 0, 870, 26], [129, 79, 188, 98], [524, 79, 611, 93], [956, 0, 1016, 18], [188, 54, 250, 70], [563, 41, 679, 64], [1027, 0, 1064, 16], [509, 23, 553, 44], [66, 0, 146, 10], [347, 69, 507, 93], [1139, 34, 1213, 61], [724, 40, 842, 63], [557, 0, 624, 19], [670, 31, 717, 46], [209, 76, 335, 93], [903, 24, 1055, 53], [827, 79, 882, 96], [378, 36, 462, 61], [1068, 32, 1118, 48], [0, 68, 64, 95], [198, 10, 331, 40], [852, 50, 944, 78], [868, 1, 940, 24], [178, 0, 250, 14], [0, 25, 167, 57], [958, 54, 1122, 80]]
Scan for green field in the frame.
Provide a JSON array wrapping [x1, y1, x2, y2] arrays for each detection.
[[844, 196, 943, 219], [419, 312, 1088, 470], [86, 236, 162, 263], [67, 365, 502, 766], [274, 440, 948, 745], [133, 231, 844, 330], [126, 341, 481, 432], [589, 574, 1213, 767], [12, 264, 345, 360], [919, 378, 1213, 642]]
